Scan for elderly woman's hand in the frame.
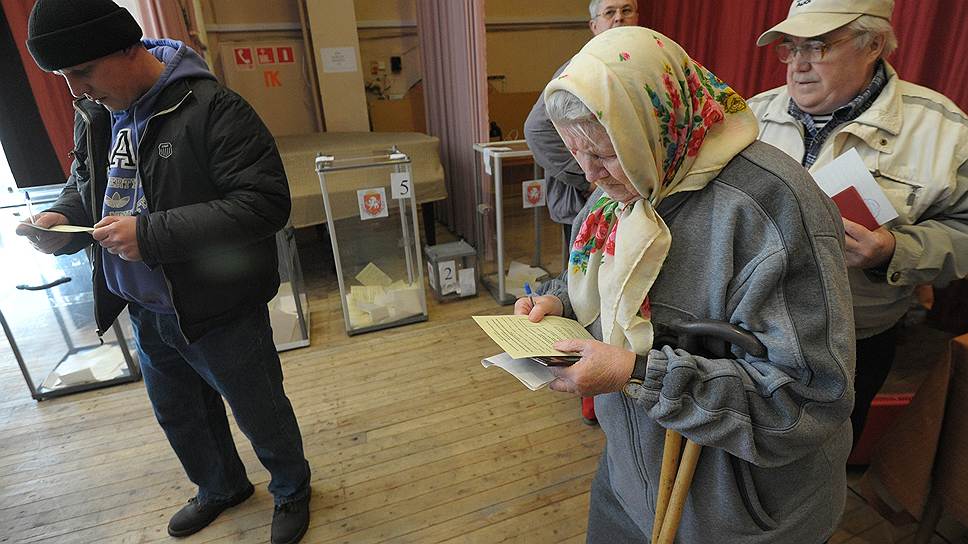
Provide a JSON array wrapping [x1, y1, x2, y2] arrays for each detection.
[[513, 294, 564, 322], [546, 339, 635, 396]]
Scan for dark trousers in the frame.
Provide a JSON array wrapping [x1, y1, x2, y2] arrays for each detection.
[[850, 326, 899, 448], [129, 303, 310, 505]]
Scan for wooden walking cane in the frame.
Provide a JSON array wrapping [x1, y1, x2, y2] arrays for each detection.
[[647, 319, 768, 544], [651, 429, 682, 544], [656, 438, 702, 544]]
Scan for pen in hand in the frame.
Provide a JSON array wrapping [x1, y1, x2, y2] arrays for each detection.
[[25, 191, 35, 224], [524, 282, 535, 309]]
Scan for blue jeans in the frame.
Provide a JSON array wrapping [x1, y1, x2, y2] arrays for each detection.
[[129, 303, 310, 506]]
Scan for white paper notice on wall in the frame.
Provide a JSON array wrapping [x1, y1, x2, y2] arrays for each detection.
[[522, 179, 547, 208], [321, 47, 358, 73], [438, 260, 458, 295], [357, 188, 389, 220], [391, 172, 412, 199]]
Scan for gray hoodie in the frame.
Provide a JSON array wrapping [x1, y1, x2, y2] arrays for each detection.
[[540, 141, 855, 544]]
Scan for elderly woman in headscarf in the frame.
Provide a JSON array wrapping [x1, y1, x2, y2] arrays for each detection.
[[516, 27, 855, 544]]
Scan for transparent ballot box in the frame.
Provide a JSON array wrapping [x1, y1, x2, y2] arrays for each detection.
[[270, 226, 310, 351], [0, 193, 140, 401], [473, 140, 565, 305], [425, 240, 477, 302], [315, 147, 428, 335]]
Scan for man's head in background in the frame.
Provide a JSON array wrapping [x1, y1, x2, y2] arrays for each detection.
[[757, 0, 897, 114], [589, 0, 638, 35]]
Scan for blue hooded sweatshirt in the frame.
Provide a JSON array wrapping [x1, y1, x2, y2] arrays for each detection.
[[101, 39, 216, 313]]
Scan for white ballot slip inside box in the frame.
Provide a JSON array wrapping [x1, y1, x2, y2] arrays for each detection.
[[482, 352, 556, 391], [811, 148, 898, 226]]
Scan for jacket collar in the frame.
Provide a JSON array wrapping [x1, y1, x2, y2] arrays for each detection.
[[761, 62, 902, 136], [760, 62, 903, 157], [72, 78, 195, 124]]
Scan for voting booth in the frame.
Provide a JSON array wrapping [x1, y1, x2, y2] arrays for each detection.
[[315, 147, 428, 335], [473, 140, 563, 305]]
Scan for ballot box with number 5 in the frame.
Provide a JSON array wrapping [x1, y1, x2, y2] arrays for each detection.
[[315, 147, 428, 335]]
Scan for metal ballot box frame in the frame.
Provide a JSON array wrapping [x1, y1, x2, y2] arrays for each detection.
[[0, 188, 140, 401], [315, 147, 428, 335], [269, 226, 310, 351], [473, 140, 563, 305]]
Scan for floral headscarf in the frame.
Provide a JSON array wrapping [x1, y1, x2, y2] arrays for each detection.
[[544, 26, 758, 353]]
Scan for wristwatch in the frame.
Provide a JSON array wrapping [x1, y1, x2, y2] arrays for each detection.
[[622, 353, 649, 398]]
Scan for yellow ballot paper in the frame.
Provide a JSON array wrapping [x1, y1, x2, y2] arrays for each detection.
[[20, 223, 95, 233], [472, 315, 594, 359], [355, 262, 393, 287]]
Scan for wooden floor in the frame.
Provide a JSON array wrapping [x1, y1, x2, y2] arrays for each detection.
[[0, 216, 963, 543]]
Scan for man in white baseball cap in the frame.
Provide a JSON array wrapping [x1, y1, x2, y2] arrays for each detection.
[[749, 0, 968, 456], [756, 0, 893, 47]]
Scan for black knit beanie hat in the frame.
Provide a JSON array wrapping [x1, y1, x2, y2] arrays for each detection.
[[26, 0, 143, 72]]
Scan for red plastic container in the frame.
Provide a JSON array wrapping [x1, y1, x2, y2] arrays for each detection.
[[847, 392, 914, 466]]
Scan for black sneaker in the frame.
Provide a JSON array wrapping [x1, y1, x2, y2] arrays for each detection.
[[167, 484, 255, 537], [271, 493, 311, 544]]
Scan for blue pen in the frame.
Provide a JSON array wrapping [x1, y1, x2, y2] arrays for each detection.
[[524, 282, 535, 308], [24, 191, 35, 224]]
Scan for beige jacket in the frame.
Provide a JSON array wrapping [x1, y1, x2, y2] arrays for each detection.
[[749, 63, 968, 338]]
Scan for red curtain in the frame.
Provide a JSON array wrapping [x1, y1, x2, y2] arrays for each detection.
[[1, 0, 74, 177], [137, 0, 205, 54], [637, 0, 968, 112]]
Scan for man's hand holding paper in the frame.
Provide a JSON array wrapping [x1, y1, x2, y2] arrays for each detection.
[[15, 211, 73, 254], [812, 148, 898, 229], [843, 218, 896, 269], [811, 148, 901, 269]]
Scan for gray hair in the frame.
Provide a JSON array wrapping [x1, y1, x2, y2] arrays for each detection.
[[545, 90, 597, 126], [589, 0, 602, 19], [545, 89, 606, 145], [847, 14, 898, 58]]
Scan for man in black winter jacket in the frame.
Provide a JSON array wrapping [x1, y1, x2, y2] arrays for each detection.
[[17, 1, 311, 543]]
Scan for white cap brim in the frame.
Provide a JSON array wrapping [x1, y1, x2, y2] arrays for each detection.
[[756, 12, 861, 46]]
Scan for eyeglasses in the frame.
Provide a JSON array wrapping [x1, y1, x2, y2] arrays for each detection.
[[774, 33, 858, 64], [595, 5, 637, 20]]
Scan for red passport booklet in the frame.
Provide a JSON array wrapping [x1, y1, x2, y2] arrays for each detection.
[[831, 186, 880, 231]]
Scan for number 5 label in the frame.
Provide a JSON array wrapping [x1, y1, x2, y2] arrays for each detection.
[[391, 172, 411, 199]]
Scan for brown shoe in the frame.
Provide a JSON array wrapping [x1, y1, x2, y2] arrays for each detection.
[[167, 484, 255, 537], [271, 493, 311, 544]]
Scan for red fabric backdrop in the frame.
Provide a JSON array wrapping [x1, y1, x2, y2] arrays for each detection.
[[1, 0, 74, 177], [637, 0, 968, 112]]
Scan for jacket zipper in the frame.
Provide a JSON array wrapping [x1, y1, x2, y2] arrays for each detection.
[[623, 396, 654, 512], [134, 89, 193, 343], [73, 101, 106, 343], [871, 169, 922, 206], [730, 455, 774, 531]]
